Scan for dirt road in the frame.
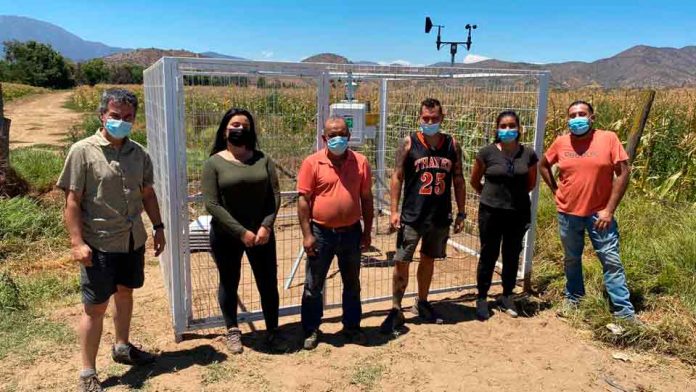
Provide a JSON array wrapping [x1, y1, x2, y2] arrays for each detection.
[[5, 91, 83, 149], [2, 259, 694, 392]]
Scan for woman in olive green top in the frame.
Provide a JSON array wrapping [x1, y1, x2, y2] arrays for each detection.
[[201, 108, 281, 354]]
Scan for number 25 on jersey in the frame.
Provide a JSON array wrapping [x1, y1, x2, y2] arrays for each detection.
[[419, 172, 446, 195]]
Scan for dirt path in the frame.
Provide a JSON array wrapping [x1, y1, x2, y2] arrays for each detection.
[[2, 256, 694, 392], [5, 91, 82, 149]]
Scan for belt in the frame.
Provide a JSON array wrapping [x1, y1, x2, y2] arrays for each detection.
[[312, 221, 361, 233]]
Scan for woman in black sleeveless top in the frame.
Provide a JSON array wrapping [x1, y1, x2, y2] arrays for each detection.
[[470, 111, 538, 321]]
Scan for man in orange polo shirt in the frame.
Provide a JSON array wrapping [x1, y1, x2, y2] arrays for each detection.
[[540, 100, 637, 321], [297, 117, 374, 350]]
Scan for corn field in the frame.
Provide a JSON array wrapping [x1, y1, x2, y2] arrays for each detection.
[[69, 84, 696, 203]]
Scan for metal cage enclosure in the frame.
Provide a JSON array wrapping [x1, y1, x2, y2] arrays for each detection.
[[143, 58, 549, 341]]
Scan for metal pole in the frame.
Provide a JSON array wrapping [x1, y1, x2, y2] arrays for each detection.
[[316, 72, 330, 151], [284, 246, 305, 290], [522, 71, 550, 292], [161, 58, 189, 340], [377, 79, 388, 213]]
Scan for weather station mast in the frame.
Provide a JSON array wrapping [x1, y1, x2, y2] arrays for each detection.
[[425, 17, 477, 66]]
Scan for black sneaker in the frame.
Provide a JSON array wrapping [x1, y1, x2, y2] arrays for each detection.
[[78, 374, 104, 392], [342, 327, 368, 345], [111, 343, 156, 366], [412, 299, 444, 324], [265, 329, 289, 353], [379, 308, 405, 334], [303, 330, 320, 350]]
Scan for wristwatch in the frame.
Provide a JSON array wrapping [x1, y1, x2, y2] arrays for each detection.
[[456, 212, 467, 220], [153, 223, 165, 231]]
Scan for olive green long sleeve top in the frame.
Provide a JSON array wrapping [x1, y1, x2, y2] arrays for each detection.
[[201, 151, 280, 239]]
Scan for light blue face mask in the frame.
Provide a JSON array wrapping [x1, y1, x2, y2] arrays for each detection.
[[419, 122, 441, 136], [497, 129, 518, 143], [326, 136, 349, 155], [104, 119, 133, 139], [568, 117, 591, 136]]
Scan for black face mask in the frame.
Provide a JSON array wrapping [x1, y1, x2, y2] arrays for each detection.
[[227, 128, 251, 147]]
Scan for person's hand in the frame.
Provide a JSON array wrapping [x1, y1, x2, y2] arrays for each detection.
[[360, 231, 372, 251], [153, 228, 166, 256], [454, 214, 465, 234], [594, 209, 613, 231], [241, 230, 256, 247], [255, 226, 271, 246], [71, 243, 93, 266], [389, 214, 401, 233], [303, 234, 317, 257]]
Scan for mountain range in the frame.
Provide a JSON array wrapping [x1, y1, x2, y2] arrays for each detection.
[[2, 15, 695, 88]]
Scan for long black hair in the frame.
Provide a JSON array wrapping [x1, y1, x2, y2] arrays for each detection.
[[493, 110, 521, 143], [210, 108, 258, 156]]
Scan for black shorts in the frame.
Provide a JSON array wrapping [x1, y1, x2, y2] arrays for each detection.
[[394, 223, 450, 262], [80, 244, 145, 305]]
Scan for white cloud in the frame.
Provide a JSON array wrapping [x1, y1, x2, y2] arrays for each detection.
[[462, 54, 490, 64], [261, 50, 274, 59], [376, 59, 425, 67]]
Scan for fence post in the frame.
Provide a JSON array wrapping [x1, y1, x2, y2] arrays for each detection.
[[626, 90, 655, 164], [0, 83, 12, 179]]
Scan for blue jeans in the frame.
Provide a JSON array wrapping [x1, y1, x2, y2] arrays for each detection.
[[557, 212, 635, 318], [301, 222, 362, 333]]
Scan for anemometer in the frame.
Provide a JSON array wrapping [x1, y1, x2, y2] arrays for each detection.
[[425, 17, 477, 66]]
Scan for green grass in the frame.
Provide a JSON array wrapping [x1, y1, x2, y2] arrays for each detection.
[[0, 197, 64, 242], [533, 187, 696, 364], [8, 147, 65, 194], [0, 196, 66, 262], [349, 360, 386, 391], [0, 271, 79, 362], [0, 309, 75, 362]]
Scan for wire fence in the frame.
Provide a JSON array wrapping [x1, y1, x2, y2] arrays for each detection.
[[144, 59, 548, 338]]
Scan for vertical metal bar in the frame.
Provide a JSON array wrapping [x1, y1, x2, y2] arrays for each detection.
[[161, 58, 187, 340], [173, 65, 193, 324], [522, 71, 549, 291], [377, 79, 388, 213], [316, 72, 330, 152]]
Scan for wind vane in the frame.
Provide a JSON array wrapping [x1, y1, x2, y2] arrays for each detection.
[[425, 17, 477, 66]]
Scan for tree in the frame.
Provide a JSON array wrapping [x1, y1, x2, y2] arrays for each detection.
[[2, 40, 74, 88], [80, 59, 109, 86], [108, 64, 144, 84]]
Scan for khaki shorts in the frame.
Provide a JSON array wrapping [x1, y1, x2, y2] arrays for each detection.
[[394, 223, 450, 262]]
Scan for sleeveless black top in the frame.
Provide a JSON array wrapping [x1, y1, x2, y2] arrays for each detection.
[[400, 132, 458, 228]]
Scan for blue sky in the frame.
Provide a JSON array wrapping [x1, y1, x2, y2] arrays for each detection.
[[3, 0, 695, 65]]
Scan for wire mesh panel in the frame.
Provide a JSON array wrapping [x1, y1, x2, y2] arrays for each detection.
[[144, 58, 548, 340]]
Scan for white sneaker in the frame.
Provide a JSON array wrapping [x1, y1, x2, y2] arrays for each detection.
[[476, 299, 489, 321], [499, 295, 519, 318]]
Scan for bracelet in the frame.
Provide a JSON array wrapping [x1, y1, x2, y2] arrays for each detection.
[[153, 223, 165, 231]]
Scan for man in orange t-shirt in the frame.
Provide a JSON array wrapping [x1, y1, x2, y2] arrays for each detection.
[[540, 100, 637, 321], [297, 117, 374, 350]]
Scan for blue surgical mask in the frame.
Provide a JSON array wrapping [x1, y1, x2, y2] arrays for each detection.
[[568, 117, 591, 136], [105, 119, 133, 139], [326, 136, 348, 155], [497, 129, 518, 143], [419, 122, 441, 136]]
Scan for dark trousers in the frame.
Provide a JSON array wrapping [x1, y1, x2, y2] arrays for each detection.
[[301, 222, 362, 333], [476, 203, 530, 299], [209, 226, 279, 331]]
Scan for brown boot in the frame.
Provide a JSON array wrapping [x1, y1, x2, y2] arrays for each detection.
[[224, 327, 243, 354]]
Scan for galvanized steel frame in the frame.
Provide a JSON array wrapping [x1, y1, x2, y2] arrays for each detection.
[[144, 57, 549, 340]]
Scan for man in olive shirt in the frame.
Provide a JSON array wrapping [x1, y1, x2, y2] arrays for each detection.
[[57, 89, 165, 392]]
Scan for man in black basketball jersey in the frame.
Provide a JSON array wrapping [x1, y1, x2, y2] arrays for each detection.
[[380, 98, 466, 334]]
